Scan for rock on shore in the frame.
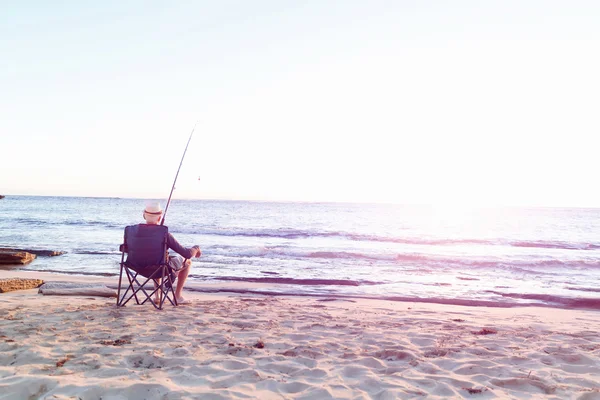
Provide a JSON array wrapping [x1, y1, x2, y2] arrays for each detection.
[[0, 248, 66, 257], [0, 278, 44, 292], [0, 248, 66, 266], [0, 250, 36, 265]]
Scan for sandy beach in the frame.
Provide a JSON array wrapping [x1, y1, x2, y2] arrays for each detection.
[[1, 271, 600, 399]]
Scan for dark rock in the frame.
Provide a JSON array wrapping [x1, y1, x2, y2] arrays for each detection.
[[0, 250, 36, 265], [0, 248, 65, 257]]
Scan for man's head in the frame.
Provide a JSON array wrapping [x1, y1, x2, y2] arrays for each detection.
[[143, 202, 163, 224]]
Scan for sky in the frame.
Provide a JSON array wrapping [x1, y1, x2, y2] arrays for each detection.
[[1, 0, 599, 207]]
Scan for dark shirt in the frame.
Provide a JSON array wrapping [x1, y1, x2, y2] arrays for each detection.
[[166, 232, 195, 259]]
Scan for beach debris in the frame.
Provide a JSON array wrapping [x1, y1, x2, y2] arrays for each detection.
[[225, 342, 254, 356], [253, 340, 265, 349], [424, 349, 448, 358], [0, 250, 36, 265], [56, 355, 74, 367], [372, 349, 415, 361], [0, 278, 44, 293], [472, 328, 498, 335], [100, 338, 131, 346], [462, 387, 486, 394]]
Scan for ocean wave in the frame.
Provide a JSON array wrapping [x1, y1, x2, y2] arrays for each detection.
[[73, 250, 121, 255], [510, 241, 600, 250], [485, 290, 600, 309], [61, 220, 121, 229], [19, 268, 118, 277], [203, 246, 600, 270], [186, 227, 491, 245], [2, 217, 121, 229], [180, 227, 600, 252], [48, 240, 600, 271], [5, 217, 48, 226], [190, 276, 382, 286], [6, 216, 599, 252], [565, 286, 600, 293]]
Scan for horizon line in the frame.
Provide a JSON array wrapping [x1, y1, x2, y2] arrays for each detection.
[[2, 193, 599, 210]]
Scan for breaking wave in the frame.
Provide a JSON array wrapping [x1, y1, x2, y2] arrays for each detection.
[[204, 246, 600, 270], [180, 227, 600, 251], [485, 290, 600, 309]]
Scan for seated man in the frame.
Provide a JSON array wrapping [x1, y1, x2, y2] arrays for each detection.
[[142, 202, 201, 304]]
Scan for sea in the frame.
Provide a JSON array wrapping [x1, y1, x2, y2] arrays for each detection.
[[1, 195, 599, 310]]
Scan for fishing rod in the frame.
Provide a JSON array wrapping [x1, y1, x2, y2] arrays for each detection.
[[161, 122, 197, 226]]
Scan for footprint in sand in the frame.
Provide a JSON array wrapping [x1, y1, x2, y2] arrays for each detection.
[[125, 354, 166, 369]]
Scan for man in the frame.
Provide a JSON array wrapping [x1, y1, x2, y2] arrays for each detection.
[[142, 202, 201, 304]]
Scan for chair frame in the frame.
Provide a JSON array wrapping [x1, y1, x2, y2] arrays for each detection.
[[117, 227, 179, 310]]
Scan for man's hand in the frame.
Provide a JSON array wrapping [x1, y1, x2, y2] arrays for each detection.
[[193, 245, 202, 258]]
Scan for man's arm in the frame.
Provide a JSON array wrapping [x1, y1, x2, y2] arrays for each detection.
[[167, 233, 200, 259]]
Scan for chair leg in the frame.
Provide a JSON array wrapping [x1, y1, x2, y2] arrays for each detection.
[[118, 268, 138, 307], [119, 269, 141, 306], [155, 267, 178, 309], [122, 273, 155, 307], [167, 272, 178, 306], [117, 263, 124, 307], [117, 264, 140, 307], [118, 265, 178, 309]]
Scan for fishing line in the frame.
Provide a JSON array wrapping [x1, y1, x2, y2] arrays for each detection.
[[161, 122, 198, 225]]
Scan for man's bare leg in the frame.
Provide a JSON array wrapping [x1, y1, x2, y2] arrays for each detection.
[[175, 260, 192, 302], [153, 278, 161, 303]]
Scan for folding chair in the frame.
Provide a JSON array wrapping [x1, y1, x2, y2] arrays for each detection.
[[117, 224, 178, 309]]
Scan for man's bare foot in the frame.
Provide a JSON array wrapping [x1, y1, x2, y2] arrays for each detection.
[[176, 297, 191, 305]]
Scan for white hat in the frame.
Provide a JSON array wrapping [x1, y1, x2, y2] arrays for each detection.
[[144, 202, 163, 215]]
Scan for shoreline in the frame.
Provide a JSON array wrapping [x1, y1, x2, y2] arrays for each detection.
[[3, 268, 600, 311]]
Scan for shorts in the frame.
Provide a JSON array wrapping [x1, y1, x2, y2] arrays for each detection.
[[168, 255, 188, 271]]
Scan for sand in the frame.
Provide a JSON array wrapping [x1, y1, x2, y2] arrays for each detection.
[[1, 271, 600, 399]]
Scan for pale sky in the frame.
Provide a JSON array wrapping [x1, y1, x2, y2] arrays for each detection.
[[1, 1, 599, 207]]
